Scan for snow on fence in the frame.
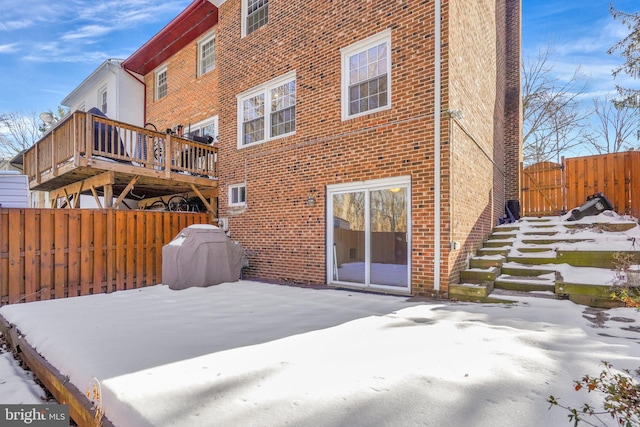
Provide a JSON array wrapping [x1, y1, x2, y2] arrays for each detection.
[[521, 151, 640, 219], [0, 208, 210, 305]]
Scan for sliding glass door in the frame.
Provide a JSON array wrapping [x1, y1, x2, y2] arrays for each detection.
[[328, 177, 410, 291]]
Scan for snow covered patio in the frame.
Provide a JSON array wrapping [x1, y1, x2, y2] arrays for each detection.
[[1, 280, 640, 427]]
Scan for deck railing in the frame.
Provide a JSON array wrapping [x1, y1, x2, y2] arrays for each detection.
[[24, 111, 218, 184]]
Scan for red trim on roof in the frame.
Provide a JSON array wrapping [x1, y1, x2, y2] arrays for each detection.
[[122, 0, 218, 75]]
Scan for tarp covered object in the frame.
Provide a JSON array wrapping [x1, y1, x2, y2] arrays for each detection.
[[162, 224, 244, 290]]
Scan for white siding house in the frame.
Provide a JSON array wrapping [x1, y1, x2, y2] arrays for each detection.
[[61, 59, 145, 126], [0, 171, 28, 208]]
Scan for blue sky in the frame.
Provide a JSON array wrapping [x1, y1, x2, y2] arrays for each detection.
[[0, 0, 638, 114], [0, 0, 191, 114]]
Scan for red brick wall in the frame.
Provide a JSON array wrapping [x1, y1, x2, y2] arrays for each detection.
[[142, 0, 521, 296], [145, 28, 220, 133]]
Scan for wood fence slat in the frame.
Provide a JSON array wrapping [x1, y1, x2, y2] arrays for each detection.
[[80, 211, 93, 296], [155, 212, 164, 284], [0, 210, 6, 301], [106, 210, 115, 293], [93, 211, 105, 294], [136, 212, 145, 287], [126, 212, 136, 290], [145, 213, 155, 286], [115, 211, 126, 291], [54, 210, 67, 300], [8, 210, 22, 304], [39, 210, 53, 301], [24, 210, 37, 302], [67, 210, 80, 298]]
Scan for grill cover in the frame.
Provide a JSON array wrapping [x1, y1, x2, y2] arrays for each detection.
[[162, 224, 244, 290]]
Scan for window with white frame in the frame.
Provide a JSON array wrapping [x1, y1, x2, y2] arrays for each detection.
[[99, 86, 108, 114], [155, 65, 168, 101], [237, 72, 296, 147], [341, 30, 391, 120], [244, 0, 268, 36], [188, 115, 218, 143], [198, 32, 216, 76], [229, 183, 247, 207]]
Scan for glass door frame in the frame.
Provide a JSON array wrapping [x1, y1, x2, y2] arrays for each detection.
[[326, 176, 411, 292]]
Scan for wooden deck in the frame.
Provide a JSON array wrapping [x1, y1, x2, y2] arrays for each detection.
[[24, 111, 218, 209]]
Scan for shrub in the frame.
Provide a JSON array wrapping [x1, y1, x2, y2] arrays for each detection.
[[548, 361, 640, 427]]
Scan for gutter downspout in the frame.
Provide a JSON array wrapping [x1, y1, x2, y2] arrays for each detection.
[[433, 0, 442, 293]]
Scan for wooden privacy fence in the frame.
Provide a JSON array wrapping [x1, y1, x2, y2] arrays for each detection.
[[521, 151, 640, 218], [0, 208, 211, 305]]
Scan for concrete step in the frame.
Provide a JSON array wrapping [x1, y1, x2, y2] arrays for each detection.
[[501, 264, 556, 277], [469, 256, 505, 269], [516, 247, 554, 253], [494, 273, 555, 292], [484, 239, 514, 248], [478, 247, 510, 257], [521, 238, 594, 245], [523, 231, 558, 236], [460, 266, 501, 284], [491, 288, 561, 300], [449, 282, 494, 299]]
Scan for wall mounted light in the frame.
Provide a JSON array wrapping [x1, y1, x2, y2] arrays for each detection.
[[307, 193, 316, 207]]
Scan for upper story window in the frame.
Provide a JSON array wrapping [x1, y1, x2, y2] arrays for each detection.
[[99, 86, 108, 115], [341, 30, 392, 120], [155, 65, 168, 101], [237, 71, 296, 148], [198, 32, 216, 76], [244, 0, 268, 36]]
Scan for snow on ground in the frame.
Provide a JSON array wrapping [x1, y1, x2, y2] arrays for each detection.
[[0, 334, 48, 404], [1, 281, 639, 427]]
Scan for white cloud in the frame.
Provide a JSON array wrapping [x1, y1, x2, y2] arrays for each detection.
[[0, 43, 18, 53], [0, 20, 33, 31], [61, 24, 112, 41]]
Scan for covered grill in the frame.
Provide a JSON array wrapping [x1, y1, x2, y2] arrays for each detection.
[[162, 224, 244, 290]]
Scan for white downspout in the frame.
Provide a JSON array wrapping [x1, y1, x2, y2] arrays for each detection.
[[433, 0, 442, 293]]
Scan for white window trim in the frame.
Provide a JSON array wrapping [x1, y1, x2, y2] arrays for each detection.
[[340, 29, 392, 121], [155, 64, 168, 101], [236, 71, 296, 149], [241, 0, 267, 38], [228, 183, 247, 207], [326, 175, 411, 292], [198, 31, 216, 76], [98, 86, 108, 115]]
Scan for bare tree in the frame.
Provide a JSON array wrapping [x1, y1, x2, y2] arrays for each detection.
[[583, 96, 640, 153], [0, 112, 42, 158], [522, 46, 591, 165], [0, 107, 68, 158]]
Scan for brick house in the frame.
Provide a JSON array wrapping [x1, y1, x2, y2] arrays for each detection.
[[123, 0, 522, 297]]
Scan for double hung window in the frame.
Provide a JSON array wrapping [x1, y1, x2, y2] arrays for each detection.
[[237, 72, 296, 147]]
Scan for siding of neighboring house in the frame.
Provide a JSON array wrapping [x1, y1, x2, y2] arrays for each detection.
[[0, 172, 29, 208], [138, 0, 521, 296], [62, 59, 145, 127]]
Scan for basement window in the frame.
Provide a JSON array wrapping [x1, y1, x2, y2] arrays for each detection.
[[229, 184, 247, 207]]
